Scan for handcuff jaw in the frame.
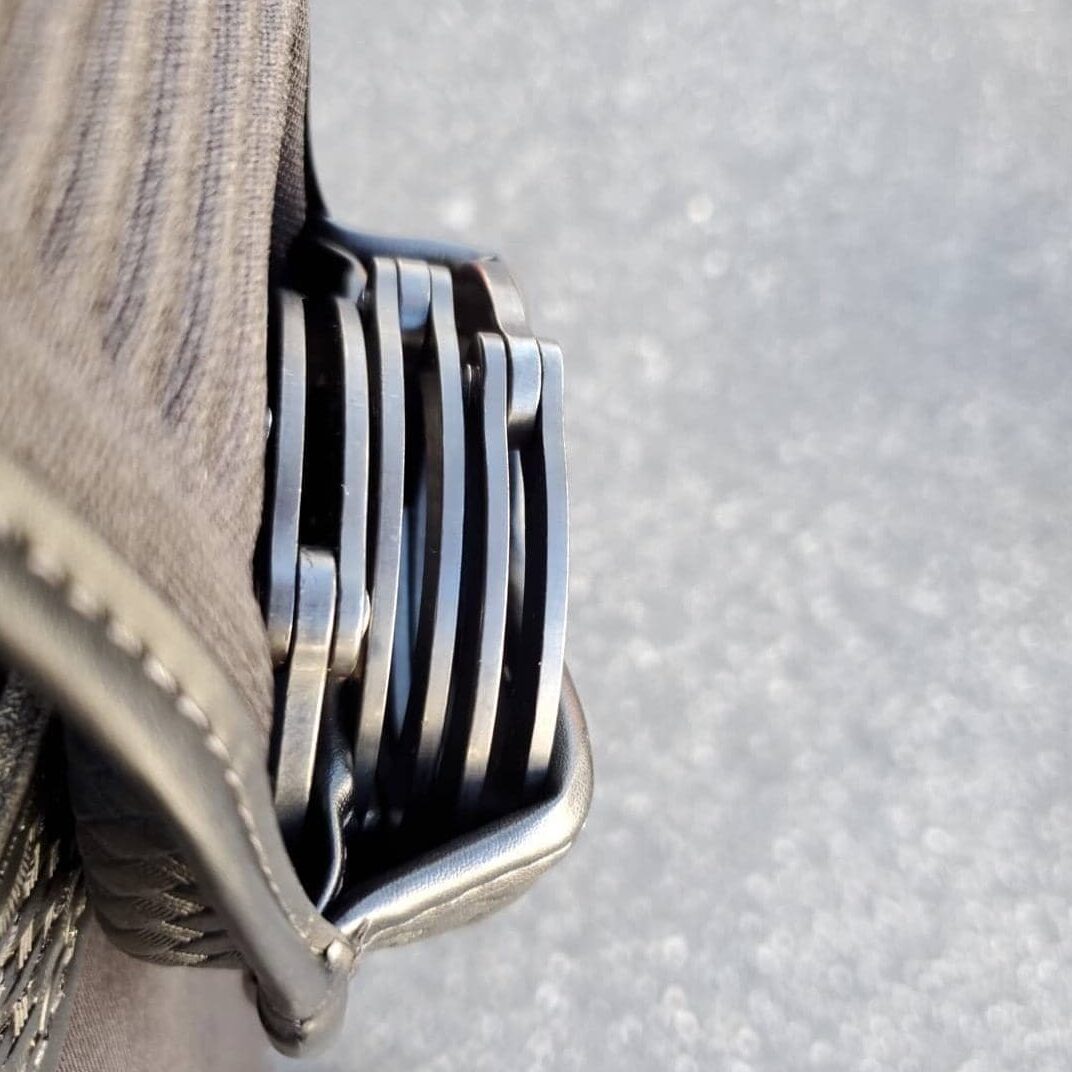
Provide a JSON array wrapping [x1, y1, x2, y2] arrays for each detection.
[[261, 218, 589, 949]]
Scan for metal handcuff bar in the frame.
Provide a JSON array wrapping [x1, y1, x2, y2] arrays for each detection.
[[265, 286, 375, 842], [450, 259, 567, 802], [273, 548, 335, 848], [380, 324, 512, 825], [382, 262, 467, 814], [349, 258, 406, 829], [446, 331, 511, 817], [502, 338, 569, 796], [264, 291, 306, 664], [329, 298, 371, 679], [359, 245, 566, 815], [264, 225, 572, 887]]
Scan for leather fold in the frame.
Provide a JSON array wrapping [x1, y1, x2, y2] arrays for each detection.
[[0, 449, 592, 1055]]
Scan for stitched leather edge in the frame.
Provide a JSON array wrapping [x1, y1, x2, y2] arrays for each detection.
[[0, 451, 353, 1053]]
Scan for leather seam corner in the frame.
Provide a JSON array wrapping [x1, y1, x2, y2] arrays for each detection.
[[0, 520, 314, 951]]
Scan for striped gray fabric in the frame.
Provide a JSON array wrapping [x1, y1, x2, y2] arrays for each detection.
[[0, 2, 313, 1068], [0, 0, 310, 726]]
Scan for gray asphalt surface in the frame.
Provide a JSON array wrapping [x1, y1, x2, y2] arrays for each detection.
[[297, 4, 1072, 1069]]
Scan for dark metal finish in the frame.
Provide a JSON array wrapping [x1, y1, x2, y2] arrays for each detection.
[[273, 549, 337, 847], [319, 219, 484, 269], [350, 258, 406, 826], [310, 688, 352, 911], [327, 297, 371, 679], [453, 332, 511, 814], [387, 264, 466, 808], [396, 257, 433, 344], [454, 259, 543, 438], [265, 292, 306, 663], [517, 339, 569, 793], [0, 137, 589, 1054], [264, 234, 575, 825], [254, 221, 588, 1036]]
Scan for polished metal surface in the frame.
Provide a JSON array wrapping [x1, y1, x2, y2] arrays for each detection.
[[350, 257, 406, 827], [451, 264, 569, 797], [454, 332, 510, 815], [454, 259, 542, 440], [516, 338, 569, 794], [396, 257, 433, 344], [264, 233, 575, 833], [264, 292, 306, 664], [507, 450, 525, 621], [273, 549, 337, 847], [327, 297, 370, 679], [257, 215, 587, 1017], [388, 264, 466, 808]]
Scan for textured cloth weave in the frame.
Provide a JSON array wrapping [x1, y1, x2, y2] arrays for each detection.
[[0, 1, 312, 1068], [0, 0, 310, 724]]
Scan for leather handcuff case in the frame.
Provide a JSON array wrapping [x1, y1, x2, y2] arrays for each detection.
[[0, 155, 591, 1056]]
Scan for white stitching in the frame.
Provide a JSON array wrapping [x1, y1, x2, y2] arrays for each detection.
[[4, 529, 316, 947], [105, 618, 143, 659], [23, 547, 65, 588], [141, 654, 177, 696], [65, 582, 102, 621]]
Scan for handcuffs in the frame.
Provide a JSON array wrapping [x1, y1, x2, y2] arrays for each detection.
[[259, 215, 586, 930], [0, 209, 590, 1057]]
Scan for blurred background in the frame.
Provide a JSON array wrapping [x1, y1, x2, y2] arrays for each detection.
[[300, 4, 1072, 1070]]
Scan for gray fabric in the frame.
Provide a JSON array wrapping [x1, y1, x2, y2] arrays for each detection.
[[56, 918, 266, 1072], [0, 0, 309, 725], [0, 1, 311, 1068]]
